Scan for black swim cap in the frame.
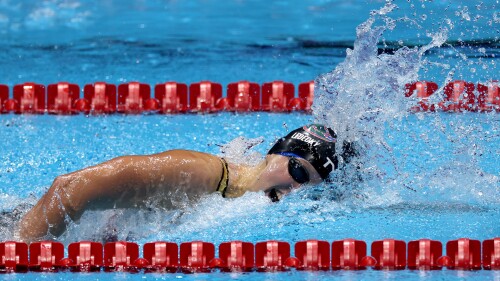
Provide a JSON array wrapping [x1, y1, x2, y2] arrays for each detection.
[[268, 124, 338, 179]]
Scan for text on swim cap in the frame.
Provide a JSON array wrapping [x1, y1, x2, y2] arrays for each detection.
[[291, 132, 320, 147], [323, 156, 335, 170]]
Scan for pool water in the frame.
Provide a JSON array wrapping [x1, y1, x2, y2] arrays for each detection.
[[1, 113, 498, 279], [0, 0, 499, 280]]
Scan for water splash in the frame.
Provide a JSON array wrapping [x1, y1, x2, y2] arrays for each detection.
[[312, 2, 499, 207], [218, 136, 264, 165], [314, 3, 446, 145]]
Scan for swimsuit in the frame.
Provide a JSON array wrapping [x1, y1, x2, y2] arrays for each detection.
[[216, 158, 229, 197]]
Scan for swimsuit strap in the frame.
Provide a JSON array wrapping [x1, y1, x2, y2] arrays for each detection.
[[216, 158, 229, 197]]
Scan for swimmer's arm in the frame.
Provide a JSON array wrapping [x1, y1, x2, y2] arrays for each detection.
[[18, 150, 223, 242]]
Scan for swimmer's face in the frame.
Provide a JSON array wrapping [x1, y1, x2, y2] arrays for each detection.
[[255, 154, 323, 201]]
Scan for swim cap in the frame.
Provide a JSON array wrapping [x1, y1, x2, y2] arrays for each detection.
[[267, 124, 338, 179]]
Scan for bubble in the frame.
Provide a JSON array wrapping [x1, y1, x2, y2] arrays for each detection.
[[455, 6, 471, 21], [494, 12, 500, 23], [445, 18, 454, 29]]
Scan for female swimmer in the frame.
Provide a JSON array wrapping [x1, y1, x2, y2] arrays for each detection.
[[18, 124, 348, 242]]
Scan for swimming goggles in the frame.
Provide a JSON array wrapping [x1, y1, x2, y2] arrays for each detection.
[[288, 157, 310, 184], [277, 152, 311, 184]]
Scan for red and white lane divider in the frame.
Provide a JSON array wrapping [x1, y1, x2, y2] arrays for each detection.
[[1, 238, 499, 273], [0, 81, 312, 114], [0, 80, 498, 115], [406, 80, 499, 112]]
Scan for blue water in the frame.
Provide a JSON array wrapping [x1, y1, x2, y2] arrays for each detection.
[[0, 0, 499, 280], [0, 0, 497, 86]]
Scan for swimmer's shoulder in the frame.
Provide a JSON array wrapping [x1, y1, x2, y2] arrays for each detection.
[[152, 149, 227, 193], [152, 149, 225, 172], [153, 149, 221, 161]]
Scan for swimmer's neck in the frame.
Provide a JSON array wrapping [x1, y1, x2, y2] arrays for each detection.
[[224, 160, 267, 198]]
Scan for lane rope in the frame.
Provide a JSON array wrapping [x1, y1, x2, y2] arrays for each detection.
[[1, 238, 499, 272], [0, 80, 498, 114]]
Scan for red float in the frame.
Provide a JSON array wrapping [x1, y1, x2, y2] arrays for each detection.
[[261, 81, 295, 112], [225, 81, 261, 112], [154, 82, 188, 113], [217, 241, 254, 272], [331, 239, 369, 270], [287, 98, 303, 111], [371, 239, 406, 270], [12, 82, 46, 114], [405, 81, 438, 112], [483, 238, 500, 270], [103, 241, 139, 272], [143, 241, 178, 272], [477, 81, 499, 112], [132, 258, 149, 269], [439, 80, 476, 112], [255, 240, 290, 271], [294, 239, 330, 270], [189, 81, 223, 113], [81, 82, 117, 114], [179, 241, 215, 273], [407, 239, 443, 270], [47, 82, 80, 114], [0, 241, 28, 273], [293, 80, 315, 112], [29, 241, 65, 272], [117, 82, 151, 113], [446, 238, 482, 270], [67, 241, 103, 272], [0, 84, 8, 113], [436, 255, 452, 267]]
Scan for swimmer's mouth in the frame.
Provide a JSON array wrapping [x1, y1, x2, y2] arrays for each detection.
[[265, 186, 295, 203], [267, 188, 280, 203]]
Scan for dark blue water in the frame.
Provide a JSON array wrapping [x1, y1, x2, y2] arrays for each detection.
[[0, 0, 497, 86]]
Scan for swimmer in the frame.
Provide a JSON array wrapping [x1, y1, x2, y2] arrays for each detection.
[[18, 124, 353, 242]]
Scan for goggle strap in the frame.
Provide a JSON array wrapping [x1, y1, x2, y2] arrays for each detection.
[[278, 152, 303, 159]]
